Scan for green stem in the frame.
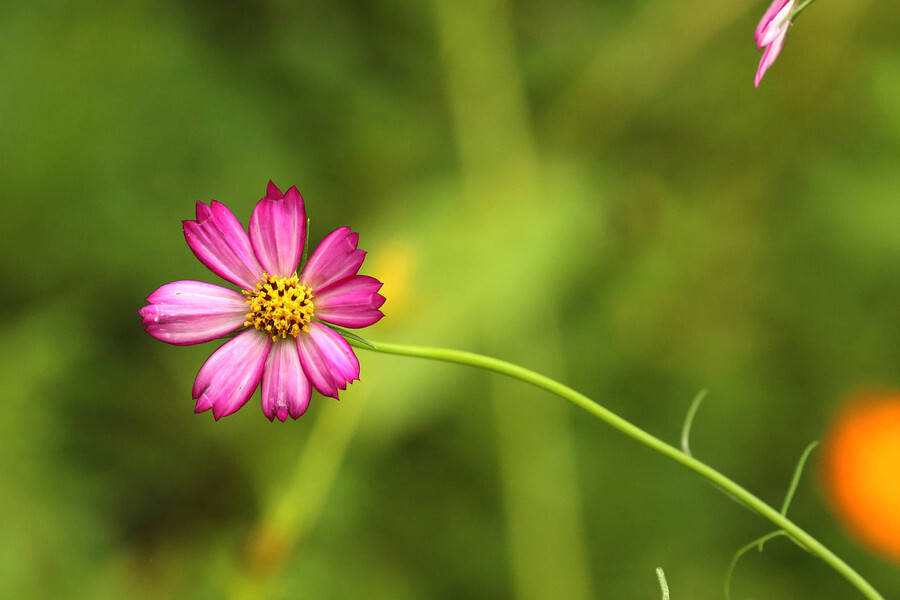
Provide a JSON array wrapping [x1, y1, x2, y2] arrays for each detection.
[[725, 531, 789, 600], [352, 339, 884, 600], [787, 0, 819, 22]]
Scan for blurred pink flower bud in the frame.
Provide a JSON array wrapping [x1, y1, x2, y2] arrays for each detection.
[[754, 0, 795, 87]]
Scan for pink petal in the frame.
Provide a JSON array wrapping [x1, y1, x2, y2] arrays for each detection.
[[754, 0, 791, 47], [300, 227, 366, 292], [140, 280, 248, 345], [266, 180, 284, 201], [183, 201, 264, 289], [314, 275, 386, 328], [193, 328, 271, 420], [296, 322, 360, 399], [754, 28, 787, 88], [261, 340, 311, 421], [249, 184, 307, 278], [757, 0, 794, 48]]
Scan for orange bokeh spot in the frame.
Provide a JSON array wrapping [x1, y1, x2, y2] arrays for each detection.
[[824, 392, 900, 563]]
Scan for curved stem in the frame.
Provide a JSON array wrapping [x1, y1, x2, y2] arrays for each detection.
[[788, 0, 820, 22], [352, 339, 884, 600], [725, 531, 789, 600]]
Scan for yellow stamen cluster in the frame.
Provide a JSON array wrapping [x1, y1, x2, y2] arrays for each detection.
[[243, 273, 315, 341]]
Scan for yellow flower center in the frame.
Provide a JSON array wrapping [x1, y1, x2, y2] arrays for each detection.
[[242, 273, 315, 341]]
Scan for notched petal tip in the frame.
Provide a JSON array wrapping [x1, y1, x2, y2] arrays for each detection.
[[183, 200, 264, 288], [138, 304, 158, 323], [296, 322, 360, 399], [290, 402, 309, 419], [194, 394, 213, 414], [262, 338, 312, 422], [140, 280, 248, 346], [285, 186, 302, 202], [266, 180, 284, 200], [212, 401, 239, 420], [191, 330, 270, 420], [313, 275, 387, 328], [194, 200, 212, 221], [249, 183, 307, 277], [301, 227, 368, 291]]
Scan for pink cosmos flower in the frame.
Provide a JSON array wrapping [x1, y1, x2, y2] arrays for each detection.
[[754, 0, 795, 87], [139, 182, 385, 421]]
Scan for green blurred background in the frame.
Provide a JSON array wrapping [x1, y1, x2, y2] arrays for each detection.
[[2, 0, 898, 597]]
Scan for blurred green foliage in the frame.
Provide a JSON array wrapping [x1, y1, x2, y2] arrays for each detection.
[[1, 0, 898, 598]]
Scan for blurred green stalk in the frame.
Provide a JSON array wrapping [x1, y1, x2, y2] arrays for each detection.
[[433, 0, 594, 598], [228, 392, 367, 600]]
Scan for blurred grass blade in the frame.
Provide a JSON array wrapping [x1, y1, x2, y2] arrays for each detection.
[[656, 567, 670, 600], [681, 389, 707, 456]]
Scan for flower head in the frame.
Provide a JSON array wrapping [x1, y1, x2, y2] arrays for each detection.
[[140, 182, 385, 421], [754, 0, 795, 87]]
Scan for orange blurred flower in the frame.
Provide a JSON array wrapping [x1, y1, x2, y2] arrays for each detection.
[[824, 392, 900, 563]]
